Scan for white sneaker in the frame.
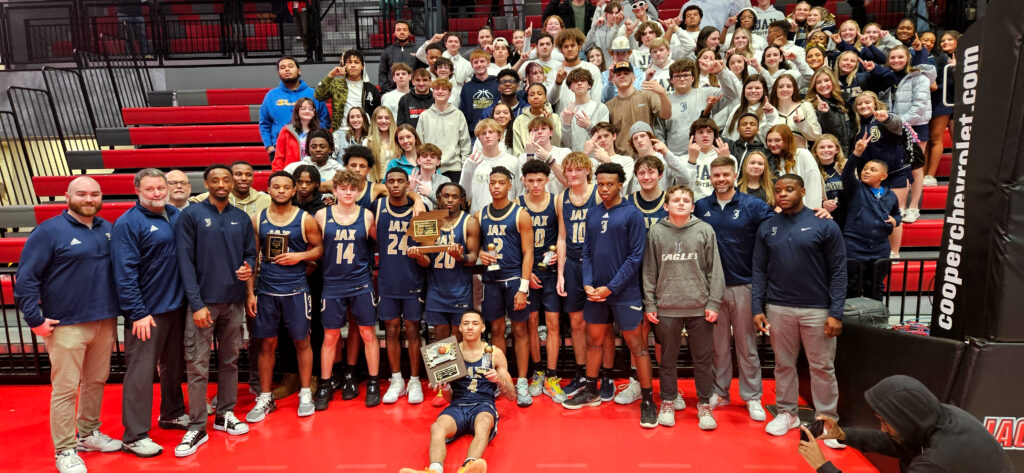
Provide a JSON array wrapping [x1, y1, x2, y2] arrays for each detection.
[[697, 403, 717, 430], [747, 400, 766, 421], [528, 370, 545, 397], [903, 208, 920, 223], [516, 378, 533, 407], [174, 430, 208, 458], [672, 396, 686, 411], [407, 379, 424, 404], [297, 389, 315, 417], [923, 175, 938, 186], [708, 393, 729, 409], [121, 437, 163, 458], [657, 402, 675, 427], [245, 394, 276, 422], [765, 411, 800, 436], [76, 430, 122, 453], [824, 438, 848, 449], [382, 377, 407, 404], [890, 251, 901, 259], [55, 449, 86, 473], [613, 378, 641, 405]]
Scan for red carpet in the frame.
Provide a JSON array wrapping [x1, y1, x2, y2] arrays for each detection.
[[0, 380, 879, 472]]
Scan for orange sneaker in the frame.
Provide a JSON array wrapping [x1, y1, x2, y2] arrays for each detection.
[[431, 386, 451, 407], [458, 459, 487, 473], [398, 468, 433, 473]]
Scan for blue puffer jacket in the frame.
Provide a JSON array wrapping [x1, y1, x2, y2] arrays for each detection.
[[884, 65, 935, 127]]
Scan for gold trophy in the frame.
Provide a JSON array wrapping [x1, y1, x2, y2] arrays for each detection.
[[480, 344, 494, 371], [406, 209, 452, 253], [537, 245, 557, 269], [486, 243, 501, 271]]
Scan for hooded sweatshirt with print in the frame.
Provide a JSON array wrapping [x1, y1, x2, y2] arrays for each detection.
[[642, 216, 724, 318]]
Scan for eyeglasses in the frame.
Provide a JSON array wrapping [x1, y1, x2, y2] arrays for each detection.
[[167, 180, 189, 187], [632, 1, 646, 9], [498, 79, 518, 85]]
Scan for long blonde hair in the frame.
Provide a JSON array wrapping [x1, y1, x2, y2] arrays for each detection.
[[367, 106, 397, 182], [739, 151, 774, 206], [812, 134, 846, 182], [806, 68, 847, 115]]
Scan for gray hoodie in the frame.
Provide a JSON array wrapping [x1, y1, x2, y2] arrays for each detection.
[[642, 216, 724, 317]]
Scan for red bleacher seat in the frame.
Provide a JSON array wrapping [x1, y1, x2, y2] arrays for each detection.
[[206, 89, 270, 106], [32, 171, 273, 197], [67, 147, 269, 170], [97, 124, 262, 146], [885, 261, 936, 292], [122, 105, 260, 125], [921, 185, 948, 210], [1, 275, 12, 304], [246, 37, 270, 51], [186, 23, 221, 38], [169, 38, 221, 53], [900, 220, 942, 248], [31, 202, 134, 224], [936, 153, 952, 178], [942, 129, 952, 148], [0, 238, 26, 264]]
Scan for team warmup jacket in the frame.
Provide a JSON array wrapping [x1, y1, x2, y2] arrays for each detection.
[[111, 203, 186, 321], [839, 154, 902, 259], [695, 191, 775, 287], [14, 211, 119, 328], [582, 200, 646, 303], [175, 200, 257, 311], [751, 207, 847, 319]]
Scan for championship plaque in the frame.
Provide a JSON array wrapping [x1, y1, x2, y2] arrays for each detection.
[[406, 209, 452, 253], [265, 234, 287, 261], [420, 336, 468, 384]]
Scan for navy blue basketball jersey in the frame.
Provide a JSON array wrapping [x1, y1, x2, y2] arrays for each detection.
[[256, 208, 309, 295], [425, 211, 473, 312], [518, 194, 558, 261], [561, 185, 600, 262], [627, 190, 668, 230], [355, 182, 374, 210], [451, 346, 498, 404], [375, 197, 424, 298], [321, 206, 373, 298], [479, 203, 524, 282]]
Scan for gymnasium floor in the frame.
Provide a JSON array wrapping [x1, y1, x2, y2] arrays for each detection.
[[0, 380, 879, 472]]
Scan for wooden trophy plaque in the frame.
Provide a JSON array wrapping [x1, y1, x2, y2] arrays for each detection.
[[265, 234, 287, 261], [420, 336, 468, 384], [406, 209, 453, 253]]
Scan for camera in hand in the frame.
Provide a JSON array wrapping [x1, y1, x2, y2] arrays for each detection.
[[800, 419, 825, 441]]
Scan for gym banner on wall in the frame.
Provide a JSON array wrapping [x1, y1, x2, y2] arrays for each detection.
[[931, 0, 1024, 342]]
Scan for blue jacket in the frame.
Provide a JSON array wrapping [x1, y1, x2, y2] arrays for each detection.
[[459, 75, 499, 134], [14, 211, 119, 328], [258, 80, 330, 148], [839, 153, 901, 259], [583, 200, 647, 303], [752, 207, 847, 319], [857, 114, 907, 178], [695, 191, 775, 287], [175, 200, 257, 310], [111, 203, 186, 321]]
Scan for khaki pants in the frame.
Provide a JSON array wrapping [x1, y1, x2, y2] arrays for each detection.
[[44, 318, 116, 452]]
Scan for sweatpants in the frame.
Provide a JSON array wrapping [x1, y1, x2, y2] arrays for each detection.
[[656, 316, 715, 404], [712, 284, 763, 401], [765, 304, 839, 420]]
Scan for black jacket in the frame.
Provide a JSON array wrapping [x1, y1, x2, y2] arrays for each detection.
[[378, 40, 424, 93], [725, 137, 767, 167], [396, 91, 435, 127], [819, 375, 1013, 473], [543, 0, 596, 35]]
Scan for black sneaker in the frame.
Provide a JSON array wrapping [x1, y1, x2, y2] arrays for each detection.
[[563, 376, 588, 398], [562, 389, 601, 410], [599, 377, 615, 402], [340, 371, 359, 401], [157, 414, 189, 430], [640, 399, 658, 429], [314, 378, 336, 411], [365, 378, 382, 407], [212, 412, 249, 435]]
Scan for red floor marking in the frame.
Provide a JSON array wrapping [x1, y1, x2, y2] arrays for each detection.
[[0, 381, 879, 472]]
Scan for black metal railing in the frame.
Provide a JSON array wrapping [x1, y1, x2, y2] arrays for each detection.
[[6, 87, 72, 182], [0, 112, 35, 207]]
